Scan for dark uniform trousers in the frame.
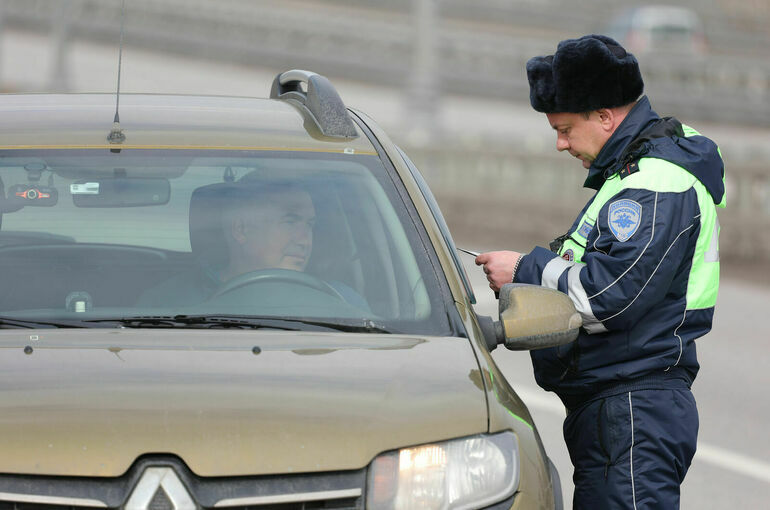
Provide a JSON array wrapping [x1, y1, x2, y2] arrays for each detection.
[[564, 389, 698, 509]]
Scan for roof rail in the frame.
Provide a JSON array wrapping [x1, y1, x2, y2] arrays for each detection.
[[270, 70, 358, 140]]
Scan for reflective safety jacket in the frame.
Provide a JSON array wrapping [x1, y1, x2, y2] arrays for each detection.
[[515, 96, 725, 408]]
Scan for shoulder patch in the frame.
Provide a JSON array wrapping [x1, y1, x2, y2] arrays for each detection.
[[608, 199, 642, 242], [562, 249, 574, 262]]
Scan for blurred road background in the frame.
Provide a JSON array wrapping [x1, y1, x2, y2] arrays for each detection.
[[1, 0, 768, 507]]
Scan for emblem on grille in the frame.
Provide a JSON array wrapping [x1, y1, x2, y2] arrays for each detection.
[[125, 467, 196, 510]]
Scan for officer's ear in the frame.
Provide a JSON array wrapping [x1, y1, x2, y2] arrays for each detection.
[[596, 108, 615, 132]]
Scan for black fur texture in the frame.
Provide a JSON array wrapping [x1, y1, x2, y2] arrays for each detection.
[[526, 34, 644, 113]]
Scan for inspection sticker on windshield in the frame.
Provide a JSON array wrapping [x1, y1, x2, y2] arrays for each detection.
[[70, 183, 100, 195], [609, 199, 642, 242]]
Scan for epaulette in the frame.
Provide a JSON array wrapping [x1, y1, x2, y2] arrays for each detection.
[[618, 161, 640, 179]]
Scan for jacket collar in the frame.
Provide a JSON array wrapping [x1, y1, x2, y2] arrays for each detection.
[[584, 96, 659, 190]]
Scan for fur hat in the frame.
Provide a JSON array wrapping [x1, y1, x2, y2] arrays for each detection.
[[526, 34, 644, 113]]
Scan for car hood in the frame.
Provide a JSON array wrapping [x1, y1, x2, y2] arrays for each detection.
[[0, 329, 488, 477]]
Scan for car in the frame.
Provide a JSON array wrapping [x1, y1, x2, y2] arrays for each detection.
[[0, 70, 579, 509], [605, 5, 708, 55]]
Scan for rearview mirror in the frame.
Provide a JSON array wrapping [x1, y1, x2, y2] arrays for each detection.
[[480, 284, 581, 351], [71, 178, 170, 207]]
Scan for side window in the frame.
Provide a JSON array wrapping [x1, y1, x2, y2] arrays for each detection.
[[333, 173, 431, 319], [396, 147, 477, 305]]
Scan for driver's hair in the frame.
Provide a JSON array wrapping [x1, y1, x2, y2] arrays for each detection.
[[220, 181, 311, 239]]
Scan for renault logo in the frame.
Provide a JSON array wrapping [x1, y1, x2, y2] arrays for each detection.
[[125, 467, 196, 510]]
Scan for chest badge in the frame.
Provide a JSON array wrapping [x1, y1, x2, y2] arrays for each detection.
[[608, 199, 642, 242]]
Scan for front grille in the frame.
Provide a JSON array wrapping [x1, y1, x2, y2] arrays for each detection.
[[0, 498, 361, 510], [0, 504, 80, 510], [0, 457, 366, 510], [225, 497, 360, 510]]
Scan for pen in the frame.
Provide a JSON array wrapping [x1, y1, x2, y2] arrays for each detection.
[[458, 247, 499, 298], [457, 247, 480, 257]]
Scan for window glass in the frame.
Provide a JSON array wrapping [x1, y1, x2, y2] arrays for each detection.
[[0, 149, 450, 334], [396, 147, 475, 305]]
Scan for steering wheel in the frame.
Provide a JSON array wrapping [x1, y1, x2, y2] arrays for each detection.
[[210, 268, 345, 300]]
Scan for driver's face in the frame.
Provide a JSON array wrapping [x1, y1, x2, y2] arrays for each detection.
[[236, 190, 315, 272]]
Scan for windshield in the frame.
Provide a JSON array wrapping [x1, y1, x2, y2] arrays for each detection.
[[0, 149, 450, 334]]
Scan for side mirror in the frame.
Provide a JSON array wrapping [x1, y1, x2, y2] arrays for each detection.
[[478, 284, 582, 351]]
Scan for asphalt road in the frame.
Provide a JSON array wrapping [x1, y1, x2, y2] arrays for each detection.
[[459, 252, 770, 508]]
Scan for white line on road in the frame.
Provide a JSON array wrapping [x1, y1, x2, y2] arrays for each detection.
[[514, 386, 770, 485], [694, 444, 770, 484]]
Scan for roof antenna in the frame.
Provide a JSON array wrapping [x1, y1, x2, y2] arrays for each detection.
[[107, 0, 127, 147]]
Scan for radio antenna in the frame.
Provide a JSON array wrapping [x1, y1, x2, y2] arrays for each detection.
[[107, 0, 126, 145]]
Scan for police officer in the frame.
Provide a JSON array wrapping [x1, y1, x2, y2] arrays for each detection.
[[476, 34, 725, 509]]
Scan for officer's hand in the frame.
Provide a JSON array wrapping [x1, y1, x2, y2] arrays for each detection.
[[475, 251, 522, 292]]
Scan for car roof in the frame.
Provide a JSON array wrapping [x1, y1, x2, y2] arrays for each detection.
[[0, 93, 377, 154], [627, 5, 701, 29]]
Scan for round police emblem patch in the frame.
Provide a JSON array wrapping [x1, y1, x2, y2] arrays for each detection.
[[562, 249, 574, 261], [608, 199, 642, 242]]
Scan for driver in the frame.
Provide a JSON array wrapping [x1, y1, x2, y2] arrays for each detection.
[[137, 181, 366, 309], [219, 182, 315, 280]]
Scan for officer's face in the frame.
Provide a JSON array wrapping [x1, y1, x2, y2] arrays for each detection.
[[234, 190, 315, 272], [546, 111, 612, 169]]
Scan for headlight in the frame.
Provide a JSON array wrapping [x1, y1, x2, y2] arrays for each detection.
[[366, 432, 519, 510]]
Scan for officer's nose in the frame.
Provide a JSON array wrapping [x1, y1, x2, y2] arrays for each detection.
[[556, 136, 570, 152]]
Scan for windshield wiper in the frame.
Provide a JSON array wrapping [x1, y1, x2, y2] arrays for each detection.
[[173, 315, 394, 333], [0, 316, 94, 329], [84, 315, 394, 333], [83, 316, 194, 328], [81, 315, 275, 330], [280, 317, 395, 334]]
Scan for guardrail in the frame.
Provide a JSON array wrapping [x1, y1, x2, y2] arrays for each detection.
[[2, 0, 769, 127]]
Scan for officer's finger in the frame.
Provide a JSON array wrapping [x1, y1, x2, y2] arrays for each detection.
[[474, 253, 488, 266]]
